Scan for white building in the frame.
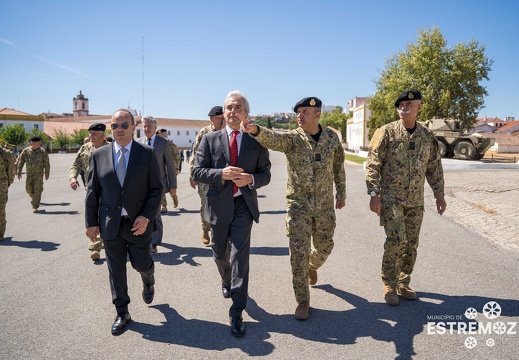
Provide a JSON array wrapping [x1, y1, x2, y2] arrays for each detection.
[[345, 97, 370, 152]]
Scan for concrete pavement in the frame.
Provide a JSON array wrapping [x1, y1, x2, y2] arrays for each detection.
[[0, 151, 517, 359]]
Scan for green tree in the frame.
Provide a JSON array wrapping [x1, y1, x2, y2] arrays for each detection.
[[368, 26, 492, 137], [52, 127, 71, 151], [0, 124, 28, 146], [320, 107, 349, 141], [71, 128, 89, 146]]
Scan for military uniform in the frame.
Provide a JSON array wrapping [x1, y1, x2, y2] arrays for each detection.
[[69, 139, 108, 252], [0, 147, 16, 239], [160, 139, 180, 210], [365, 119, 444, 288], [189, 124, 216, 235], [252, 124, 346, 304], [17, 145, 50, 211]]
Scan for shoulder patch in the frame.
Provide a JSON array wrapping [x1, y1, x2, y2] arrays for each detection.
[[369, 129, 384, 150]]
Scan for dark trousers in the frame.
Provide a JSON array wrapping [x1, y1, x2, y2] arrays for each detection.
[[211, 196, 253, 318], [151, 207, 163, 246], [104, 217, 155, 314]]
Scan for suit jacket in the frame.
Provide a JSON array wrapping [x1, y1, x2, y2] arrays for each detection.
[[192, 128, 271, 225], [137, 135, 177, 192], [85, 141, 163, 241]]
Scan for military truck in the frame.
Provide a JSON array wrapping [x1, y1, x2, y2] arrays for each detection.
[[424, 118, 495, 160]]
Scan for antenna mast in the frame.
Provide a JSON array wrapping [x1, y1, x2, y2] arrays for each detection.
[[141, 36, 145, 117]]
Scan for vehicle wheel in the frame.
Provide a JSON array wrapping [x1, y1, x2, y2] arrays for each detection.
[[473, 153, 484, 160], [454, 141, 476, 160], [437, 141, 447, 158]]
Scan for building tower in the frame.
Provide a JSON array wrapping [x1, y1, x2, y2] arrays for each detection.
[[73, 90, 89, 117]]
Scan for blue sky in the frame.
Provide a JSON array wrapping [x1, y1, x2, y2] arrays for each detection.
[[1, 0, 518, 120]]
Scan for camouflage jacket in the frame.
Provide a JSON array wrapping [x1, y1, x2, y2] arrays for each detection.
[[0, 147, 15, 187], [69, 141, 108, 181], [189, 124, 214, 178], [17, 146, 50, 177], [365, 120, 445, 207], [253, 125, 346, 207], [170, 142, 180, 172]]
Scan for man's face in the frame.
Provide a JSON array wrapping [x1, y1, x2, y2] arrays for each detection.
[[397, 100, 422, 121], [89, 130, 105, 145], [296, 107, 320, 132], [110, 111, 135, 146], [210, 115, 225, 131], [142, 122, 157, 138], [224, 96, 247, 130], [30, 141, 41, 150]]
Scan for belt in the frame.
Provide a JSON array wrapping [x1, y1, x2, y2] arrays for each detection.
[[122, 215, 131, 220]]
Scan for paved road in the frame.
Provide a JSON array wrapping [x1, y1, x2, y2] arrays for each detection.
[[1, 151, 517, 359]]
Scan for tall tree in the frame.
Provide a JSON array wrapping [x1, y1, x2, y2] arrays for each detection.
[[320, 107, 349, 141], [368, 27, 492, 136], [0, 124, 28, 146], [28, 128, 50, 146], [71, 128, 89, 146], [53, 127, 71, 151]]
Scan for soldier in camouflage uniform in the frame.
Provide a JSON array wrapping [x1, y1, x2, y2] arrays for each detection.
[[69, 123, 108, 260], [0, 146, 16, 240], [189, 106, 225, 245], [241, 97, 346, 320], [17, 136, 50, 213], [365, 89, 446, 306], [157, 129, 181, 212]]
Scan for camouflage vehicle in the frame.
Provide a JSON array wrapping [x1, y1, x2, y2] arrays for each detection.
[[424, 118, 495, 160]]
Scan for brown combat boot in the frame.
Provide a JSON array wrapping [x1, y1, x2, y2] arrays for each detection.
[[308, 269, 317, 286], [201, 230, 210, 245], [90, 250, 100, 261], [32, 208, 39, 213], [173, 195, 179, 208], [384, 285, 399, 306], [160, 205, 168, 213], [295, 301, 310, 320], [397, 285, 417, 300]]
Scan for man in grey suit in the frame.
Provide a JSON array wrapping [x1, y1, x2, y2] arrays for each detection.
[[192, 90, 271, 337], [85, 109, 163, 335], [137, 116, 177, 253]]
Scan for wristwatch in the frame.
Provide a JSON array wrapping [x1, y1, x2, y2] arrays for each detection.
[[370, 191, 378, 197]]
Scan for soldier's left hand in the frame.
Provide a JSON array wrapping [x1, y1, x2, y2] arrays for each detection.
[[436, 197, 447, 215], [335, 199, 346, 209], [45, 174, 49, 181]]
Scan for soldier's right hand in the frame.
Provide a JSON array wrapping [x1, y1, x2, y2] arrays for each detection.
[[70, 177, 80, 191], [369, 196, 382, 216], [189, 178, 198, 189]]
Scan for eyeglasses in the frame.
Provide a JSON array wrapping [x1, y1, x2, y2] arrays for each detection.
[[111, 122, 130, 130]]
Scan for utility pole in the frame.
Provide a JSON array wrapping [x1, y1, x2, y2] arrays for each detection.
[[141, 36, 145, 117]]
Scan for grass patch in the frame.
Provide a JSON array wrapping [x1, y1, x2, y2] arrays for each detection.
[[345, 153, 366, 164]]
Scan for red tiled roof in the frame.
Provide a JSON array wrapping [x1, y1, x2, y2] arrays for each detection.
[[0, 108, 34, 116]]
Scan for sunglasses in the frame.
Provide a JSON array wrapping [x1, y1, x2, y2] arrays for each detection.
[[110, 122, 130, 130]]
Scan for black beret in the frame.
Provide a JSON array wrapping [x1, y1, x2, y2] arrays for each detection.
[[208, 106, 223, 116], [293, 97, 322, 113], [157, 129, 168, 134], [394, 89, 422, 107], [88, 123, 106, 131], [29, 136, 41, 142]]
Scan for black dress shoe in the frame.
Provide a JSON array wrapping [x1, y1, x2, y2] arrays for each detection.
[[142, 285, 154, 304], [222, 286, 231, 299], [230, 317, 245, 337], [111, 313, 131, 335]]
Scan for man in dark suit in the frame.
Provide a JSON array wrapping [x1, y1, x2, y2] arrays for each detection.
[[85, 109, 163, 335], [137, 116, 177, 253], [192, 90, 271, 337]]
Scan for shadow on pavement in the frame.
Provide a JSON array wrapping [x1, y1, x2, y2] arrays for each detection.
[[37, 210, 79, 215], [0, 237, 60, 251], [39, 202, 72, 206]]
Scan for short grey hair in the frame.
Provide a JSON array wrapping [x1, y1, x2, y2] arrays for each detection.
[[141, 116, 157, 127], [224, 90, 250, 115]]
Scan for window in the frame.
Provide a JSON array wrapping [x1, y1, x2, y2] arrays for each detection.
[[177, 131, 180, 136], [186, 131, 189, 136], [34, 124, 39, 130]]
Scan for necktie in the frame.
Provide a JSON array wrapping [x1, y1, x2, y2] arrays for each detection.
[[116, 148, 127, 186], [147, 138, 152, 146], [230, 131, 239, 194]]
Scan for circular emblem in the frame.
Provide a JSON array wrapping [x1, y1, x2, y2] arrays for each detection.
[[465, 307, 478, 319], [408, 92, 414, 99], [483, 301, 501, 319], [464, 336, 477, 349], [310, 99, 316, 106], [493, 322, 506, 334], [486, 338, 495, 347]]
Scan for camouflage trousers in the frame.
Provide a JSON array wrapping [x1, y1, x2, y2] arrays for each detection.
[[161, 194, 167, 207], [286, 204, 336, 304], [0, 189, 8, 237], [198, 183, 211, 232], [25, 173, 44, 208], [380, 203, 424, 287]]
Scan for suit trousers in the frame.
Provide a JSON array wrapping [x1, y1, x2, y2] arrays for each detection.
[[211, 196, 253, 318], [104, 217, 155, 314]]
